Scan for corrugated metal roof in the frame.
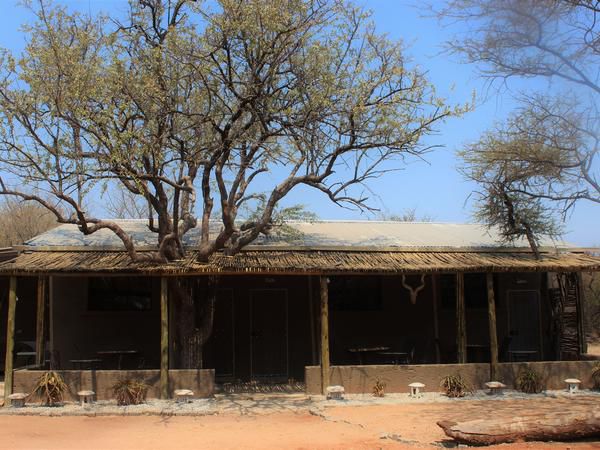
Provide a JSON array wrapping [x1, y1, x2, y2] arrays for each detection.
[[24, 220, 570, 250]]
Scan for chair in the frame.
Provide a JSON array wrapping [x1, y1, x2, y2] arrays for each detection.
[[499, 336, 512, 362], [49, 350, 62, 370]]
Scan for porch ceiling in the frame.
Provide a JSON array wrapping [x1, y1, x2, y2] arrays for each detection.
[[0, 249, 599, 275]]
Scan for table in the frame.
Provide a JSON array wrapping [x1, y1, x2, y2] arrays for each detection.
[[69, 359, 103, 370], [509, 350, 539, 362], [467, 344, 490, 363], [377, 351, 410, 365], [16, 351, 36, 367], [347, 346, 390, 365], [96, 350, 139, 369]]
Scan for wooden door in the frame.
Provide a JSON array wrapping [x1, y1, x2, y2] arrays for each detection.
[[508, 290, 541, 360], [250, 289, 288, 381]]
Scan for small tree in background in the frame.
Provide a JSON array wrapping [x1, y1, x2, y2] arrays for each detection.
[[436, 1, 600, 246], [459, 106, 568, 256], [0, 198, 56, 247]]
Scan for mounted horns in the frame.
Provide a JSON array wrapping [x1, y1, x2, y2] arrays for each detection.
[[401, 274, 426, 305]]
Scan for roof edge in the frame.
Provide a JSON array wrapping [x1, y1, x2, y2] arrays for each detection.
[[13, 244, 583, 254]]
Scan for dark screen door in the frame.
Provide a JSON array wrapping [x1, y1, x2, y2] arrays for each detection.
[[250, 289, 288, 380], [509, 290, 541, 353]]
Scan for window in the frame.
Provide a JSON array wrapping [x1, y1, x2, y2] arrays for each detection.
[[88, 277, 152, 311], [329, 276, 382, 311], [440, 273, 488, 309], [440, 274, 456, 310], [464, 273, 488, 308]]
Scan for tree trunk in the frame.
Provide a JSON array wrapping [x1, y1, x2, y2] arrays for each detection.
[[438, 408, 600, 445], [171, 277, 217, 369]]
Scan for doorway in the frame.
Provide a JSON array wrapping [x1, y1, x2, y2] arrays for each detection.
[[249, 289, 288, 381], [508, 290, 542, 361]]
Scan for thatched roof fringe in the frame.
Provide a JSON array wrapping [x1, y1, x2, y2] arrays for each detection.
[[0, 250, 598, 275]]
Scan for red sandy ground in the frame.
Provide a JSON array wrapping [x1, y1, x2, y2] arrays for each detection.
[[1, 398, 599, 450]]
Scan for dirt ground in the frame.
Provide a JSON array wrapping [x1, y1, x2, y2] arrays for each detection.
[[1, 397, 599, 450]]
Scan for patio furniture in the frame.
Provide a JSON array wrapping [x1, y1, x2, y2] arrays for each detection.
[[347, 346, 390, 365], [16, 351, 36, 367], [466, 344, 489, 363], [96, 350, 139, 369], [376, 351, 410, 365], [485, 381, 506, 395], [77, 390, 95, 407], [8, 393, 27, 408], [498, 336, 512, 362], [508, 350, 539, 362], [564, 378, 581, 394], [326, 385, 345, 400], [408, 382, 425, 398], [174, 389, 194, 403], [69, 359, 103, 370]]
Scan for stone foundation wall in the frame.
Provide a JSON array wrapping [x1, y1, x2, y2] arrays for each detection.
[[305, 363, 489, 394], [13, 369, 215, 401], [305, 361, 599, 394], [496, 361, 597, 390]]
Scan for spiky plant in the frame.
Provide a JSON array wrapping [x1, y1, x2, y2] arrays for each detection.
[[112, 379, 148, 406], [30, 371, 67, 406], [440, 374, 470, 398], [592, 363, 600, 390], [372, 379, 385, 397], [516, 367, 544, 393]]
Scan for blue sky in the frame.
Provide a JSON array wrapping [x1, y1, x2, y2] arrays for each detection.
[[1, 0, 598, 246]]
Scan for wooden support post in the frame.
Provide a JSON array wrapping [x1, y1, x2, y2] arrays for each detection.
[[320, 276, 330, 395], [576, 272, 587, 355], [456, 273, 467, 363], [35, 277, 46, 367], [432, 275, 441, 364], [160, 277, 169, 400], [487, 273, 499, 380], [4, 276, 17, 406]]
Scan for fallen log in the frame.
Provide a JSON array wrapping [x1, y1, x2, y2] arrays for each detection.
[[437, 408, 600, 446]]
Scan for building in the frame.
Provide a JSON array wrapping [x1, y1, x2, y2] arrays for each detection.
[[2, 220, 600, 401]]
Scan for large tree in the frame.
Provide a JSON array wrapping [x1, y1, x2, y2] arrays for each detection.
[[0, 0, 462, 264], [436, 0, 600, 245]]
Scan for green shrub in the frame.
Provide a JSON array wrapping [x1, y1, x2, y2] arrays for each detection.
[[112, 379, 148, 406], [440, 374, 470, 398], [30, 371, 67, 406], [516, 368, 544, 393]]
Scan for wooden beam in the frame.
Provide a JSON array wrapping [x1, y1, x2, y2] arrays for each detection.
[[320, 276, 330, 395], [160, 277, 169, 399], [456, 273, 467, 363], [487, 273, 499, 379], [3, 276, 17, 406], [35, 277, 46, 367]]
